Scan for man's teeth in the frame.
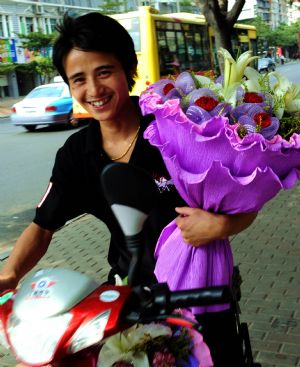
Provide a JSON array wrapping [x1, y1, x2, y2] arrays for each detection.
[[90, 98, 109, 107]]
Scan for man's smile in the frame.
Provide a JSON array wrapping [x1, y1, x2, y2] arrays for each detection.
[[88, 96, 112, 107]]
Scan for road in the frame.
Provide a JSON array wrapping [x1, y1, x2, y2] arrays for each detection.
[[276, 60, 300, 86], [0, 122, 82, 247]]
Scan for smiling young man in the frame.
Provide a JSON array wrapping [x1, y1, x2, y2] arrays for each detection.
[[0, 12, 256, 367]]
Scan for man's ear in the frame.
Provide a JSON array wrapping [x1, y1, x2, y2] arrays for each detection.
[[130, 64, 138, 78]]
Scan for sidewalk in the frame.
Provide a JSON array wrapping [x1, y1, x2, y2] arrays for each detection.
[[0, 97, 23, 118], [0, 184, 299, 366]]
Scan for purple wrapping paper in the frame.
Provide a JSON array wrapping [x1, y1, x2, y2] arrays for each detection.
[[141, 96, 300, 314]]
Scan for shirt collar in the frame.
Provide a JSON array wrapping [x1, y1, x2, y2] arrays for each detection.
[[84, 96, 153, 154]]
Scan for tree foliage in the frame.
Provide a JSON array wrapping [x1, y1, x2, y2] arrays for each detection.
[[249, 16, 300, 53], [0, 63, 18, 74], [194, 0, 245, 54], [17, 30, 57, 82], [272, 20, 300, 47], [35, 56, 57, 83], [99, 0, 132, 14], [17, 30, 57, 54]]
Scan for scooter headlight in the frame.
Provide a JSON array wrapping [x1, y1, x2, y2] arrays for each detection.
[[68, 310, 110, 354], [7, 313, 72, 365]]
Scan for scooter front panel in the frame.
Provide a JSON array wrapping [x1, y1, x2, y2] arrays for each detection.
[[13, 268, 99, 320]]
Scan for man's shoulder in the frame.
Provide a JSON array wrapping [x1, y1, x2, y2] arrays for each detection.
[[62, 120, 95, 154]]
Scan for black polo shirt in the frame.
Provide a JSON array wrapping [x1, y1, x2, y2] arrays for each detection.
[[34, 98, 185, 284]]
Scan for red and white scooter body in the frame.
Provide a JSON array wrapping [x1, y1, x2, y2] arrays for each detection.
[[0, 268, 132, 366]]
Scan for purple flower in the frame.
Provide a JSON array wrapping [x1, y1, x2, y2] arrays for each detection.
[[174, 71, 197, 94], [237, 91, 273, 114], [231, 104, 279, 139], [186, 101, 232, 125]]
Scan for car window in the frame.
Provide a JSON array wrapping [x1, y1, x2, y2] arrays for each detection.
[[26, 86, 65, 99]]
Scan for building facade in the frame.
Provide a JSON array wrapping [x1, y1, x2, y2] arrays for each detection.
[[0, 0, 103, 97], [288, 1, 300, 24], [229, 0, 289, 28]]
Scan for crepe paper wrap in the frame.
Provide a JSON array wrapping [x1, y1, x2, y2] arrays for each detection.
[[141, 96, 300, 314]]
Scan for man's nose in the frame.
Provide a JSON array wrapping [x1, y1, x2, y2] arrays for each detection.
[[87, 78, 102, 96]]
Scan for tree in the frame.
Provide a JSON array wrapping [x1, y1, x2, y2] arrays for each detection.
[[273, 20, 300, 47], [17, 30, 56, 55], [248, 16, 272, 54], [35, 56, 57, 84], [194, 0, 245, 56], [250, 17, 300, 57], [17, 30, 57, 83], [99, 0, 131, 14]]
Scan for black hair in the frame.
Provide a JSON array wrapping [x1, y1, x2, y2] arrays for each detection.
[[52, 12, 138, 91]]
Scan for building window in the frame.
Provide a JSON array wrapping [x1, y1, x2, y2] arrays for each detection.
[[50, 18, 57, 33], [25, 17, 35, 33], [45, 18, 57, 34], [0, 15, 12, 38], [19, 16, 36, 34], [65, 0, 92, 5]]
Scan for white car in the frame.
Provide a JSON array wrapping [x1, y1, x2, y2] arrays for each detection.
[[10, 82, 74, 131]]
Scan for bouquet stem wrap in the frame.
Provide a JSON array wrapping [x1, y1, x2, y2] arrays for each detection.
[[142, 97, 300, 315]]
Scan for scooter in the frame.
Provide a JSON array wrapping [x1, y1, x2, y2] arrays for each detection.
[[0, 163, 260, 366]]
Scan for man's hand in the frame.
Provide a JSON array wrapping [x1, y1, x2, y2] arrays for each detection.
[[0, 273, 18, 292], [0, 223, 53, 293], [175, 207, 225, 246], [175, 207, 257, 247]]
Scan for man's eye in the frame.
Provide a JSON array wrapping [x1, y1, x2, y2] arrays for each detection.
[[73, 77, 85, 84], [98, 70, 111, 78]]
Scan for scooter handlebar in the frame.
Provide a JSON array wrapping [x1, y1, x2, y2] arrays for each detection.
[[168, 286, 232, 309], [125, 283, 233, 324], [144, 283, 232, 317]]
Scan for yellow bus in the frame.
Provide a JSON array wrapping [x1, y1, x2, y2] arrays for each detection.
[[73, 6, 257, 119]]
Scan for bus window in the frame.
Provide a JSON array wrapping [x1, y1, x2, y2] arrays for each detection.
[[156, 20, 211, 76], [157, 29, 180, 75], [176, 31, 186, 65]]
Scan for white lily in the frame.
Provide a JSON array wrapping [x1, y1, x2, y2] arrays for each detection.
[[270, 72, 291, 94], [283, 82, 300, 114], [217, 48, 258, 105], [98, 323, 172, 367], [218, 48, 258, 90], [244, 66, 266, 93], [267, 72, 300, 117]]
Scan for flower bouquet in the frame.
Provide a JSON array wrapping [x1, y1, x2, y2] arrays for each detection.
[[97, 309, 213, 367], [139, 48, 300, 314]]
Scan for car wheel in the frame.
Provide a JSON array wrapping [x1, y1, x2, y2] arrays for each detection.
[[68, 111, 79, 128], [24, 125, 37, 132]]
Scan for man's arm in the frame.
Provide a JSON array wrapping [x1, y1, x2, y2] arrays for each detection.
[[175, 207, 257, 246], [0, 222, 54, 290]]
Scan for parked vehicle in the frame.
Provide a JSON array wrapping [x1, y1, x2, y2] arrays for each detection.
[[257, 57, 276, 73], [0, 163, 261, 366], [10, 82, 76, 132]]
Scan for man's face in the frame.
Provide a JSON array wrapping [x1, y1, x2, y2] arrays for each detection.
[[64, 49, 132, 124]]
